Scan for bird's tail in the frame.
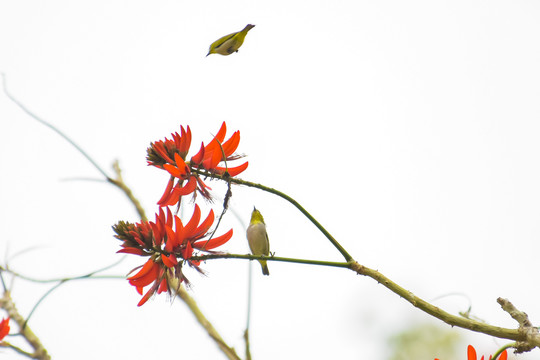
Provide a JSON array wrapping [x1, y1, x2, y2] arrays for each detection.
[[244, 24, 256, 32], [258, 260, 270, 276]]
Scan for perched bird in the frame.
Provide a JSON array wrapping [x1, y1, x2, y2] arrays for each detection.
[[207, 24, 255, 56], [246, 207, 270, 275]]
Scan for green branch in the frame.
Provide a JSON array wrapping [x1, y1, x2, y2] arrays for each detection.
[[191, 253, 350, 268], [192, 169, 353, 262], [350, 262, 534, 345], [193, 252, 539, 350]]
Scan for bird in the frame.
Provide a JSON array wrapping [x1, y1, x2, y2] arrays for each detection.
[[207, 24, 255, 56], [246, 207, 270, 275]]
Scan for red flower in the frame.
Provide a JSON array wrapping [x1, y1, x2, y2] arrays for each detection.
[[115, 122, 248, 305], [113, 205, 233, 306], [190, 122, 249, 176], [467, 345, 507, 360], [0, 317, 10, 341], [158, 153, 211, 206], [435, 345, 508, 360], [147, 122, 248, 207], [147, 125, 192, 168]]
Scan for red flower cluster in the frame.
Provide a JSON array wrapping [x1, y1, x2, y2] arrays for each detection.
[[147, 122, 248, 206], [435, 345, 508, 360], [114, 122, 246, 306], [0, 317, 9, 341], [114, 205, 233, 306]]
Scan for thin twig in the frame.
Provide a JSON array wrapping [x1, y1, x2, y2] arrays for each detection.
[[0, 341, 36, 358], [5, 256, 126, 284], [111, 160, 147, 221], [14, 258, 126, 329], [492, 344, 515, 360], [244, 329, 252, 360], [2, 74, 147, 222], [2, 73, 110, 180]]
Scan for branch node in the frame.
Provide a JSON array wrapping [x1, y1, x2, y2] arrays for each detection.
[[497, 297, 540, 353]]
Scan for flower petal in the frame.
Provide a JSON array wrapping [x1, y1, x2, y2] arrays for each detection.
[[164, 226, 177, 252], [192, 208, 215, 239], [128, 261, 160, 291], [214, 161, 249, 176], [173, 215, 185, 246], [173, 125, 192, 157], [214, 121, 227, 144], [163, 164, 184, 178], [165, 207, 173, 228], [203, 144, 224, 170], [191, 143, 205, 165], [222, 130, 240, 157], [128, 230, 146, 247], [158, 185, 182, 207], [157, 277, 169, 294], [193, 228, 233, 250], [117, 247, 145, 255], [152, 141, 174, 165], [183, 204, 201, 240], [176, 176, 197, 196], [128, 258, 156, 281], [137, 285, 157, 307], [468, 345, 477, 360], [157, 177, 175, 206], [161, 253, 178, 267], [163, 153, 190, 178], [0, 317, 10, 341], [149, 221, 163, 247], [182, 239, 193, 259]]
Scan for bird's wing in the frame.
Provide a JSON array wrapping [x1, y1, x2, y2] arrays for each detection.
[[264, 230, 270, 255], [212, 33, 237, 50]]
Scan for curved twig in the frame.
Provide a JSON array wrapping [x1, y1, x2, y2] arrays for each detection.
[[192, 170, 354, 262]]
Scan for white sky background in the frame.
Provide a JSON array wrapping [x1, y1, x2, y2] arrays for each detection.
[[1, 1, 539, 359]]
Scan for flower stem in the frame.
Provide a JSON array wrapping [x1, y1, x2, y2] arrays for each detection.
[[492, 344, 513, 360]]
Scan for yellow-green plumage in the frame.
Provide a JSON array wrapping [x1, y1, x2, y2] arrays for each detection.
[[246, 207, 270, 275], [207, 24, 255, 56]]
